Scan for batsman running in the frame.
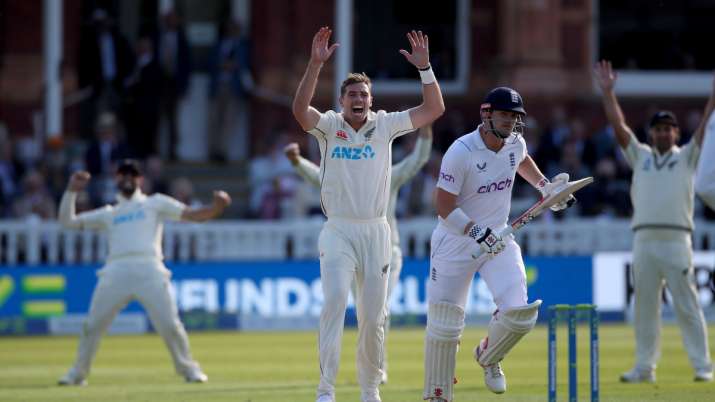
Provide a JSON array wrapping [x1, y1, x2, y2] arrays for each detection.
[[284, 125, 433, 383], [57, 159, 231, 386], [292, 27, 444, 402], [424, 87, 575, 401]]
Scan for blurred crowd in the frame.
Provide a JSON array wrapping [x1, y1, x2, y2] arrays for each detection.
[[1, 8, 713, 222]]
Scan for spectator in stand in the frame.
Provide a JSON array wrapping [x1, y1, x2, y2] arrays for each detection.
[[124, 36, 163, 158], [141, 155, 169, 195], [207, 18, 254, 163], [84, 112, 134, 206], [11, 171, 56, 220], [78, 8, 135, 138], [169, 177, 202, 209], [156, 10, 192, 161]]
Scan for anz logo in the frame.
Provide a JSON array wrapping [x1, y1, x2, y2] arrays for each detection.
[[330, 145, 376, 160], [113, 210, 147, 225]]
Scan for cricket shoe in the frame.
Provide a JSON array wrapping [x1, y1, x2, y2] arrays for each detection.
[[694, 369, 713, 382], [316, 393, 335, 402], [474, 340, 506, 394], [185, 371, 208, 383], [58, 370, 87, 386], [360, 389, 381, 402], [619, 367, 655, 383]]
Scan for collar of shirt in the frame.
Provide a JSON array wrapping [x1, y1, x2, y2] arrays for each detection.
[[116, 190, 147, 204]]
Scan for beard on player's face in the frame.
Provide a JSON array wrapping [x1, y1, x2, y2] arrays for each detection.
[[649, 125, 678, 153], [115, 173, 141, 197]]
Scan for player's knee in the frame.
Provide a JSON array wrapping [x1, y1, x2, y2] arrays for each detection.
[[426, 302, 465, 343]]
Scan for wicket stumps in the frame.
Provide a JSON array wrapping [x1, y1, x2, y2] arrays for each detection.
[[548, 304, 599, 402]]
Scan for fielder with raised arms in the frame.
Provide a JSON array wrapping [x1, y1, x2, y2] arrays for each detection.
[[284, 125, 433, 384], [594, 61, 714, 383], [424, 87, 574, 401], [292, 27, 444, 402], [57, 160, 231, 386]]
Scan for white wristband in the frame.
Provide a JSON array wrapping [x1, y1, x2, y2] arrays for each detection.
[[418, 65, 436, 85], [445, 207, 472, 235]]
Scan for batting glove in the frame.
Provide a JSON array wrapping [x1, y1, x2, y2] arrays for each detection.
[[468, 225, 506, 257], [537, 173, 576, 211]]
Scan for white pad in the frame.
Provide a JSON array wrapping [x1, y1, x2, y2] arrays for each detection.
[[476, 300, 542, 366], [423, 302, 465, 402]]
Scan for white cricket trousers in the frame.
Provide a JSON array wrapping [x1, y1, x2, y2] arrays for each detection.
[[69, 258, 202, 379], [631, 229, 712, 372], [428, 225, 528, 310], [317, 217, 391, 397]]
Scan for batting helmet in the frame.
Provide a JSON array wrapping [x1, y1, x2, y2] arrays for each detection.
[[481, 87, 526, 116]]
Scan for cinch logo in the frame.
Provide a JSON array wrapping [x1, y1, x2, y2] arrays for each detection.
[[440, 172, 455, 182], [336, 130, 349, 140], [478, 177, 512, 193], [330, 145, 375, 160]]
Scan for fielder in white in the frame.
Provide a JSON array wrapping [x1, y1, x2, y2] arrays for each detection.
[[424, 87, 575, 401], [57, 160, 231, 386], [284, 125, 433, 383], [595, 60, 714, 383], [292, 27, 444, 402]]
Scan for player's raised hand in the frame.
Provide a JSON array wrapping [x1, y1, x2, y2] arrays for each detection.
[[594, 60, 617, 92], [399, 30, 430, 69], [212, 190, 232, 210], [68, 171, 91, 192], [283, 143, 301, 164], [310, 26, 339, 65]]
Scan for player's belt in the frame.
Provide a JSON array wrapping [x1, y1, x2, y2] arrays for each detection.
[[633, 224, 692, 232]]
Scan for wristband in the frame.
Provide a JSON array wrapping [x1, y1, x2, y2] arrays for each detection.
[[418, 65, 436, 85], [445, 207, 472, 234]]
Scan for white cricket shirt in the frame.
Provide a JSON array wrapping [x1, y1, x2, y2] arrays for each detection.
[[308, 109, 413, 220], [294, 134, 431, 246], [73, 191, 186, 261], [436, 126, 527, 233], [622, 134, 700, 231]]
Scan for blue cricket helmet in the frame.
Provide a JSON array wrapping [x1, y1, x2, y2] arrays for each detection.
[[480, 87, 526, 116]]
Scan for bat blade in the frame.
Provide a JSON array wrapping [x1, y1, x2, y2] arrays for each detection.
[[470, 176, 594, 259]]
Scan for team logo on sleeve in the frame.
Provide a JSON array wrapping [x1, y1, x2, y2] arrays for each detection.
[[336, 130, 349, 141]]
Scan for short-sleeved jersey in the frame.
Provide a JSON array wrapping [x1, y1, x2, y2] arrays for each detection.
[[621, 134, 700, 231], [74, 192, 186, 261], [436, 126, 527, 232], [308, 109, 413, 219]]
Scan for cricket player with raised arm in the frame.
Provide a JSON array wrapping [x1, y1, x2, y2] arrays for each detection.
[[57, 159, 231, 386], [594, 60, 714, 383], [424, 87, 575, 401], [292, 26, 444, 402], [284, 125, 433, 384]]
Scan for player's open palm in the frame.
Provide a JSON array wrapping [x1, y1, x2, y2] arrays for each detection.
[[310, 26, 339, 64], [594, 60, 617, 92], [399, 30, 430, 69], [213, 190, 232, 210], [68, 171, 91, 192]]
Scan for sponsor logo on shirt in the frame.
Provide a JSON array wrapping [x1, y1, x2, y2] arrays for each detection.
[[509, 152, 516, 168], [476, 162, 487, 172], [330, 145, 375, 160], [478, 177, 513, 193], [113, 210, 146, 225], [439, 172, 455, 183], [336, 130, 349, 141]]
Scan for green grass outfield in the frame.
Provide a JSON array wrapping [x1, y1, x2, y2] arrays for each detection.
[[1, 323, 713, 401]]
